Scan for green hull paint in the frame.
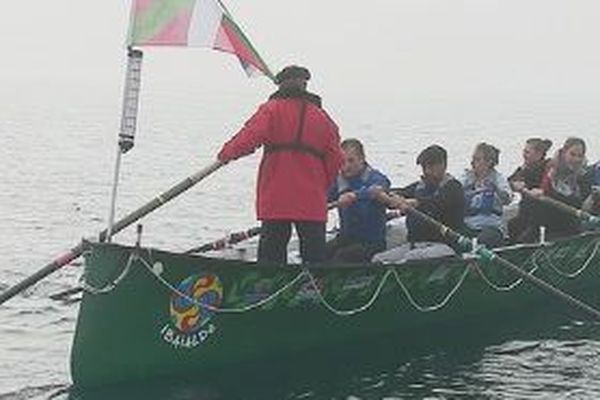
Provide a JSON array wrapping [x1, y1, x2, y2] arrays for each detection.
[[70, 233, 600, 388]]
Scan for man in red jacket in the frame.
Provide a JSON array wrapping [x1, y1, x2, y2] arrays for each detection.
[[218, 65, 343, 264]]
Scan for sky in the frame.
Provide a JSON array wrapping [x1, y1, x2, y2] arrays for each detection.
[[1, 0, 600, 97]]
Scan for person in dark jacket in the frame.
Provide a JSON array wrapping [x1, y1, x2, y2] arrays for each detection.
[[326, 139, 391, 262], [583, 161, 600, 216], [507, 138, 553, 243], [218, 65, 343, 264], [377, 145, 465, 245], [530, 137, 591, 239]]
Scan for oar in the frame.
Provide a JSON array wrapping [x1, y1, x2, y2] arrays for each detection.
[[185, 226, 261, 254], [521, 191, 600, 226], [183, 208, 403, 256], [185, 201, 344, 255], [0, 160, 225, 306], [405, 207, 600, 321]]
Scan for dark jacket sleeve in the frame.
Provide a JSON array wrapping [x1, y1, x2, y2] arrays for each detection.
[[394, 182, 417, 198]]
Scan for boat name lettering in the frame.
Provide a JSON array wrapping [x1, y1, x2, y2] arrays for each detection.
[[160, 323, 216, 349]]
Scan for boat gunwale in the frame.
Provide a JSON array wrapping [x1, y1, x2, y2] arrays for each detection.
[[81, 230, 600, 271]]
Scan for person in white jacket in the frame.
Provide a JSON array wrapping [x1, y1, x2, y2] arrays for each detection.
[[461, 142, 513, 248]]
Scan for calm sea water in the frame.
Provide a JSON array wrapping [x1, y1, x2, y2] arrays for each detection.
[[1, 78, 600, 399]]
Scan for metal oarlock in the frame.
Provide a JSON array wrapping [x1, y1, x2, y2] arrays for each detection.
[[471, 237, 479, 254], [539, 226, 547, 245]]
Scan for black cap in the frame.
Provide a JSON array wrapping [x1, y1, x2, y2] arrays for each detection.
[[275, 65, 311, 85], [416, 145, 447, 166]]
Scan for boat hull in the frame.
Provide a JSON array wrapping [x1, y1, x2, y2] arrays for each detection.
[[70, 233, 600, 388]]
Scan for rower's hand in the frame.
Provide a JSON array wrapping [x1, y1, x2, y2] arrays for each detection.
[[368, 185, 386, 200], [511, 180, 526, 192], [388, 194, 407, 211], [337, 192, 357, 208], [394, 197, 418, 213]]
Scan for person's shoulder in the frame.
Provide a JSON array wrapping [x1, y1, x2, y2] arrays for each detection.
[[304, 92, 322, 108], [369, 166, 390, 180], [459, 169, 473, 184], [496, 169, 510, 182], [441, 175, 463, 191], [445, 174, 462, 186], [508, 165, 523, 181]]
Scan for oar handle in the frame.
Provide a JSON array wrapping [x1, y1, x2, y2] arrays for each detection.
[[405, 207, 600, 321], [0, 160, 225, 306]]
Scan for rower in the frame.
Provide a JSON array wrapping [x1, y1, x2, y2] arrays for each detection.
[[326, 139, 391, 262], [583, 160, 600, 216], [532, 137, 590, 239], [507, 137, 553, 243], [460, 143, 513, 248], [372, 145, 464, 262]]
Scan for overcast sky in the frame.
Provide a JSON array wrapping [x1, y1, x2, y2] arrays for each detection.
[[1, 0, 599, 97]]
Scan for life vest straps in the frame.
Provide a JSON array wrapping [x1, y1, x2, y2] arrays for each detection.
[[264, 101, 325, 161]]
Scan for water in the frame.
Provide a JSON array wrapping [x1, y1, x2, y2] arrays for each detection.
[[1, 76, 600, 399]]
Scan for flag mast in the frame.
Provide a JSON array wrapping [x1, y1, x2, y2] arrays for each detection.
[[106, 47, 143, 242], [105, 0, 274, 242]]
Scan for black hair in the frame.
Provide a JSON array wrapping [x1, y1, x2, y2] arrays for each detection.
[[416, 144, 447, 166], [274, 65, 311, 85]]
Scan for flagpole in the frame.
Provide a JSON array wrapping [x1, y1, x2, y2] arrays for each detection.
[[106, 47, 144, 242]]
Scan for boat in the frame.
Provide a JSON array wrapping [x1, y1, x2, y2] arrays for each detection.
[[2, 0, 593, 391], [70, 230, 600, 388]]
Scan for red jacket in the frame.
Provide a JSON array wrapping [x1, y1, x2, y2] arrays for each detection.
[[218, 90, 343, 222]]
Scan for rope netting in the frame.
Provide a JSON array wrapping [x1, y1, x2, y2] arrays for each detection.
[[80, 236, 600, 316]]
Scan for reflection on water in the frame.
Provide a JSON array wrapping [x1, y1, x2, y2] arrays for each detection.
[[58, 318, 600, 399]]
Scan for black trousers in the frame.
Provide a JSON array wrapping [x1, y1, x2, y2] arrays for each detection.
[[326, 235, 385, 263], [257, 220, 326, 264]]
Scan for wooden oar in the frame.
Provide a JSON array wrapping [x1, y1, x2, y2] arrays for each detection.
[[0, 160, 224, 306], [185, 202, 343, 255], [185, 226, 261, 254], [183, 207, 403, 256], [405, 207, 600, 321], [521, 191, 600, 225]]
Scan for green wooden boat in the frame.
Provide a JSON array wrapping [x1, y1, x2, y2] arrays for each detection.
[[70, 232, 600, 388]]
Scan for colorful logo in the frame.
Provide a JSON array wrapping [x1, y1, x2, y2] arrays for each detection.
[[170, 274, 223, 333]]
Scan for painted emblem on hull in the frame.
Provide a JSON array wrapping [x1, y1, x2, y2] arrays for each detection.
[[160, 274, 222, 349]]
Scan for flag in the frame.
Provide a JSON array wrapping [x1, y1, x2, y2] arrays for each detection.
[[128, 0, 273, 79]]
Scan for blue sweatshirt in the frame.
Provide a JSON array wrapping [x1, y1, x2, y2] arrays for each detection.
[[328, 165, 391, 247]]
